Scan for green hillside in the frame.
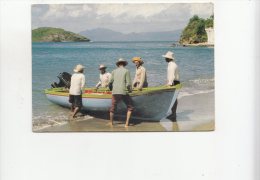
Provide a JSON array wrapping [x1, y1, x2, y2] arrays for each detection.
[[32, 27, 90, 42], [179, 15, 214, 44]]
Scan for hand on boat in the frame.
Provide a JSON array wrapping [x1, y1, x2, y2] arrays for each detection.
[[108, 83, 113, 91], [127, 85, 132, 93]]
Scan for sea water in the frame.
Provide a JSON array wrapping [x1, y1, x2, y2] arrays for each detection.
[[32, 41, 214, 128]]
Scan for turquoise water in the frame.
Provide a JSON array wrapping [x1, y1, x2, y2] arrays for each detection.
[[32, 41, 214, 124]]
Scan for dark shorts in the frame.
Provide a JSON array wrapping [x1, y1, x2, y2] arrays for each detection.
[[133, 82, 148, 88], [110, 94, 134, 113], [173, 80, 180, 86], [69, 94, 82, 108]]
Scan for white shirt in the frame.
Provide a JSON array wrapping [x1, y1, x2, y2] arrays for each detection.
[[95, 72, 111, 88], [132, 66, 147, 88], [167, 61, 179, 85], [69, 73, 85, 95]]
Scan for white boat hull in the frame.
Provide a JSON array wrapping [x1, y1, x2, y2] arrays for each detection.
[[45, 86, 180, 121]]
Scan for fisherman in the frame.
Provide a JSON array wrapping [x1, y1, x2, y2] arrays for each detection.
[[69, 64, 86, 119], [132, 57, 148, 90], [108, 58, 134, 127], [162, 51, 180, 121], [95, 64, 111, 89]]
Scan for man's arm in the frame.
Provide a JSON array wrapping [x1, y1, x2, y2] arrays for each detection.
[[96, 74, 104, 88], [138, 67, 146, 89], [132, 71, 137, 87], [95, 81, 101, 88], [108, 71, 114, 91], [126, 70, 132, 92], [81, 75, 86, 92]]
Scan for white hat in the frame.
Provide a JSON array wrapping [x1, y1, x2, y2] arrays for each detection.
[[116, 58, 128, 66], [99, 64, 107, 70], [162, 51, 174, 60], [73, 64, 85, 72]]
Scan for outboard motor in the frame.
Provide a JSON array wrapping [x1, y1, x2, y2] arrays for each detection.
[[51, 72, 71, 88]]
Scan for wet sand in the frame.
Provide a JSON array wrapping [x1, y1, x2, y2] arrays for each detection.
[[35, 91, 214, 132]]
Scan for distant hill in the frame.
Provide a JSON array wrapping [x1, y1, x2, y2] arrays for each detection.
[[79, 28, 182, 42], [32, 27, 90, 42]]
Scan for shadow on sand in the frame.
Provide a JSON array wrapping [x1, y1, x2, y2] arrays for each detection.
[[84, 110, 160, 126]]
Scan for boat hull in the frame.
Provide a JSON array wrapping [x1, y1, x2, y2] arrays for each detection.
[[45, 85, 181, 121]]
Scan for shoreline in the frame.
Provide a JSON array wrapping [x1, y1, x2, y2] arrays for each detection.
[[34, 91, 215, 132], [182, 43, 214, 47], [171, 42, 214, 47]]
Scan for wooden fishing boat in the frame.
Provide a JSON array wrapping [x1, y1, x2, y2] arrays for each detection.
[[45, 84, 181, 121]]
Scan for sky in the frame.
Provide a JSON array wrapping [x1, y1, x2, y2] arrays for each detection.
[[32, 3, 213, 34]]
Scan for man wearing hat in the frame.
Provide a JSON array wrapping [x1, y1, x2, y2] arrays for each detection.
[[95, 64, 111, 89], [132, 57, 148, 90], [162, 51, 180, 120], [108, 58, 134, 127], [69, 64, 86, 119]]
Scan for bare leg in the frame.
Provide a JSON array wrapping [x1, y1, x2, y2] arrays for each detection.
[[69, 106, 75, 120], [125, 111, 132, 127], [70, 105, 75, 116], [108, 112, 114, 126], [72, 107, 81, 118]]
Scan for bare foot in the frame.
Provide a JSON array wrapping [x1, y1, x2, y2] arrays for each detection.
[[125, 124, 129, 128]]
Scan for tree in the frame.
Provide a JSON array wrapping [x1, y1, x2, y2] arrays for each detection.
[[179, 15, 213, 44], [205, 15, 214, 28]]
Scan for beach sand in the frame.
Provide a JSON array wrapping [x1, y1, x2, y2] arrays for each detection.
[[34, 91, 214, 132]]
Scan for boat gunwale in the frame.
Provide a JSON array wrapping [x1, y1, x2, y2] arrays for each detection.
[[44, 84, 182, 99]]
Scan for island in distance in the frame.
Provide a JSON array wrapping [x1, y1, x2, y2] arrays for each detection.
[[32, 27, 90, 42]]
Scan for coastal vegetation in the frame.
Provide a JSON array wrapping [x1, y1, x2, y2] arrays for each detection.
[[179, 15, 214, 44], [32, 27, 90, 42]]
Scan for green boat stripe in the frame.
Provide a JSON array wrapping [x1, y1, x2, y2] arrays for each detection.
[[45, 84, 182, 99]]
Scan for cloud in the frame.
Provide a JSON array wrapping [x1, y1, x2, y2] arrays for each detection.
[[189, 3, 214, 18], [32, 3, 213, 33], [38, 4, 92, 20], [94, 4, 172, 18]]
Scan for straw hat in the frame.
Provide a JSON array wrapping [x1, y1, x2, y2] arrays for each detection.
[[99, 64, 107, 70], [132, 57, 144, 64], [73, 64, 85, 72], [116, 58, 128, 66], [162, 51, 174, 60]]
